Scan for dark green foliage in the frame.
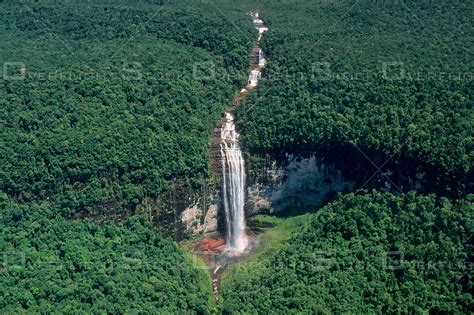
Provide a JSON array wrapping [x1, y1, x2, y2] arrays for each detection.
[[236, 0, 473, 197], [0, 3, 250, 310], [0, 1, 255, 215], [222, 191, 473, 313], [0, 0, 472, 312], [0, 198, 214, 313]]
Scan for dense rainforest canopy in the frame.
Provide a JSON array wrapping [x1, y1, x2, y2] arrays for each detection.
[[1, 0, 255, 217], [0, 0, 472, 313], [222, 191, 473, 313], [236, 0, 473, 198], [0, 194, 214, 313], [1, 1, 253, 312], [223, 0, 472, 312]]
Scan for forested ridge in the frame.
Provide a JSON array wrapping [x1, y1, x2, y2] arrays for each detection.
[[1, 1, 255, 216], [221, 0, 473, 312], [222, 191, 473, 313], [0, 0, 472, 313], [0, 1, 254, 312], [0, 194, 214, 312], [236, 0, 473, 197]]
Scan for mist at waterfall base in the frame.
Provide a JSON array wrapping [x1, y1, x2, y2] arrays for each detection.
[[220, 113, 248, 254]]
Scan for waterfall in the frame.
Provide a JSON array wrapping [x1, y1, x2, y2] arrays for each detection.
[[221, 112, 248, 253], [219, 11, 267, 254]]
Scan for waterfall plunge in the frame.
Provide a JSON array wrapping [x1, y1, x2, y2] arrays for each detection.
[[221, 113, 248, 253], [218, 11, 267, 254]]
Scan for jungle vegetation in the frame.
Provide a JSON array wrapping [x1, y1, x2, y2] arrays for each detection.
[[0, 0, 472, 313], [1, 0, 255, 218], [236, 0, 473, 198], [1, 1, 253, 312], [0, 193, 214, 313], [222, 191, 473, 313], [223, 0, 472, 312]]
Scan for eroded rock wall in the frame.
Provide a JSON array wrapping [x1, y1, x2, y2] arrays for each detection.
[[246, 155, 354, 214], [180, 194, 219, 236]]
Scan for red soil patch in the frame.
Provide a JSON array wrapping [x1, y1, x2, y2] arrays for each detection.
[[194, 235, 226, 255]]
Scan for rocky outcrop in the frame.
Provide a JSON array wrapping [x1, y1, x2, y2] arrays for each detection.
[[179, 155, 354, 237], [246, 155, 354, 214], [180, 194, 219, 236]]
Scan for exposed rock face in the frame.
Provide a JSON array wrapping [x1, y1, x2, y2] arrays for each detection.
[[179, 156, 353, 236], [246, 155, 354, 214], [181, 204, 201, 234], [180, 194, 219, 236], [203, 204, 218, 233]]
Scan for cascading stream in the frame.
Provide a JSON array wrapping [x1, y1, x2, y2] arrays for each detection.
[[220, 11, 267, 254]]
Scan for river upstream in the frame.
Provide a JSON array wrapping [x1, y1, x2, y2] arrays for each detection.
[[193, 11, 269, 302], [221, 11, 268, 255]]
